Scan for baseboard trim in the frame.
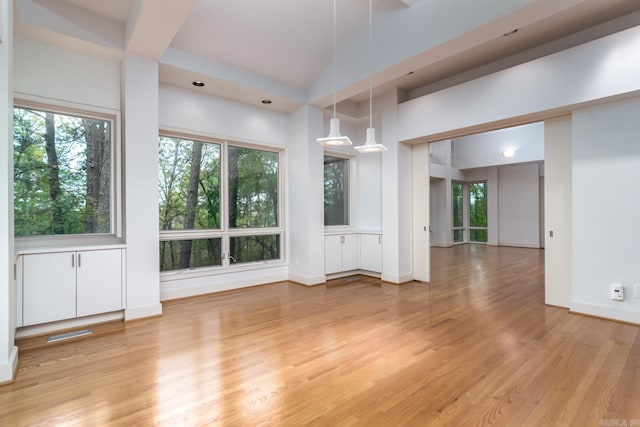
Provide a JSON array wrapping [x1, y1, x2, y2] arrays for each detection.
[[288, 273, 326, 286], [16, 312, 124, 339], [381, 273, 414, 284], [0, 346, 19, 384], [125, 303, 163, 321], [161, 272, 288, 301], [570, 302, 640, 325], [498, 242, 541, 249]]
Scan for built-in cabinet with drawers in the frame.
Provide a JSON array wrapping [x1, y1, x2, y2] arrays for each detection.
[[18, 247, 125, 327], [324, 232, 382, 275]]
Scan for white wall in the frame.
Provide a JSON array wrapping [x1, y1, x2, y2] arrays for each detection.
[[158, 85, 291, 297], [380, 90, 413, 283], [572, 98, 640, 323], [430, 178, 449, 247], [498, 163, 540, 248], [288, 105, 325, 286], [544, 116, 572, 308], [452, 122, 544, 169], [13, 37, 121, 111], [159, 84, 288, 148], [0, 0, 17, 384], [399, 24, 640, 141], [122, 53, 162, 319]]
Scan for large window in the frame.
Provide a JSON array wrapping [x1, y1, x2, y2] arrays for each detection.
[[159, 135, 281, 272], [324, 155, 349, 226], [469, 182, 488, 243], [14, 104, 115, 237], [452, 182, 464, 243]]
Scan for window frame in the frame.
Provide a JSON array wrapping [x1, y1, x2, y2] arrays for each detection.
[[158, 130, 285, 277], [323, 151, 354, 230], [468, 181, 488, 244], [13, 98, 122, 247], [452, 181, 465, 244]]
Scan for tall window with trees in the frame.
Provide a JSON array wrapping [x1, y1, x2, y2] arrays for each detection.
[[324, 155, 349, 226], [469, 182, 488, 243], [14, 105, 114, 237], [159, 135, 281, 272], [452, 182, 464, 243]]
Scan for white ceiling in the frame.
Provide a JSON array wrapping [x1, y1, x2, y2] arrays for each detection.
[[13, 0, 640, 115]]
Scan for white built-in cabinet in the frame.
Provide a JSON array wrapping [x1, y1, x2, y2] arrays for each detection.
[[324, 234, 358, 274], [20, 248, 124, 326], [359, 233, 382, 273], [324, 232, 382, 275]]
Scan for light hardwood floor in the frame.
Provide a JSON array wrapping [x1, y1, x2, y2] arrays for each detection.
[[2, 245, 639, 426]]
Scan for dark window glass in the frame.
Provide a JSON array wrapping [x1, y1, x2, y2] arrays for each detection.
[[230, 235, 280, 264], [14, 107, 112, 236], [158, 136, 221, 231], [324, 155, 349, 226], [160, 238, 222, 271], [228, 146, 279, 228]]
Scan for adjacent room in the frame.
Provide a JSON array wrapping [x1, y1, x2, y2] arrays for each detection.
[[1, 0, 640, 424]]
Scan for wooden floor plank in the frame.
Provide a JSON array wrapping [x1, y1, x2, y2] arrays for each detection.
[[1, 245, 639, 426]]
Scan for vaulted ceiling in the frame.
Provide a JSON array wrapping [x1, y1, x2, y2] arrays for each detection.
[[14, 0, 640, 116]]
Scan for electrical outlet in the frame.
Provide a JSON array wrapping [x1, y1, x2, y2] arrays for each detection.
[[610, 283, 624, 301], [635, 284, 640, 299]]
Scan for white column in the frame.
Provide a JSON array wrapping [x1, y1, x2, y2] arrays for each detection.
[[0, 0, 18, 383], [380, 90, 413, 283], [412, 143, 430, 282], [487, 167, 499, 246], [122, 53, 162, 320], [544, 116, 572, 308], [287, 106, 326, 285]]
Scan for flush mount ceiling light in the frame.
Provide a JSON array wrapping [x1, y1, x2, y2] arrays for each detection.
[[192, 80, 205, 87], [502, 149, 515, 158], [354, 0, 387, 154], [317, 0, 353, 147]]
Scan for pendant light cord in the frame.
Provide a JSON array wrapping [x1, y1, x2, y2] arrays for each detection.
[[333, 0, 337, 120], [369, 0, 373, 129]]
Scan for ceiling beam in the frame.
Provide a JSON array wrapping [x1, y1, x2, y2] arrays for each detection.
[[126, 0, 197, 60]]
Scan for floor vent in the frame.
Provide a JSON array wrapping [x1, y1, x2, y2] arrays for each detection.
[[47, 329, 92, 343]]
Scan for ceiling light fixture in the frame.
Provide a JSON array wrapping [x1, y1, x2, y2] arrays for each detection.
[[261, 99, 272, 105], [354, 0, 387, 154], [502, 148, 515, 158], [317, 0, 353, 147], [192, 80, 205, 87]]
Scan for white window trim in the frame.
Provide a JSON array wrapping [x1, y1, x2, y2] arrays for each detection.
[[323, 150, 355, 231], [13, 98, 123, 249], [158, 131, 285, 275]]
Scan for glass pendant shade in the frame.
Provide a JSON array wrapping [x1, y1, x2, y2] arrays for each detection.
[[354, 127, 387, 153], [317, 118, 353, 146]]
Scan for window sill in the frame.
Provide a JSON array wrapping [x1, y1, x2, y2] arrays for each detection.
[[159, 259, 287, 282], [15, 235, 125, 255]]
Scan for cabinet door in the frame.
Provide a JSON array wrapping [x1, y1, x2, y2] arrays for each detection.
[[359, 234, 382, 273], [23, 252, 76, 326], [341, 234, 359, 271], [324, 235, 343, 274], [76, 249, 123, 317]]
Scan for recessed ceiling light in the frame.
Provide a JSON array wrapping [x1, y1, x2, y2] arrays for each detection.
[[502, 29, 518, 37], [192, 80, 205, 87], [261, 99, 272, 105]]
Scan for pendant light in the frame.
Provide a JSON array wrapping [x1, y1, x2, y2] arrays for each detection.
[[317, 0, 352, 147], [354, 0, 387, 153]]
